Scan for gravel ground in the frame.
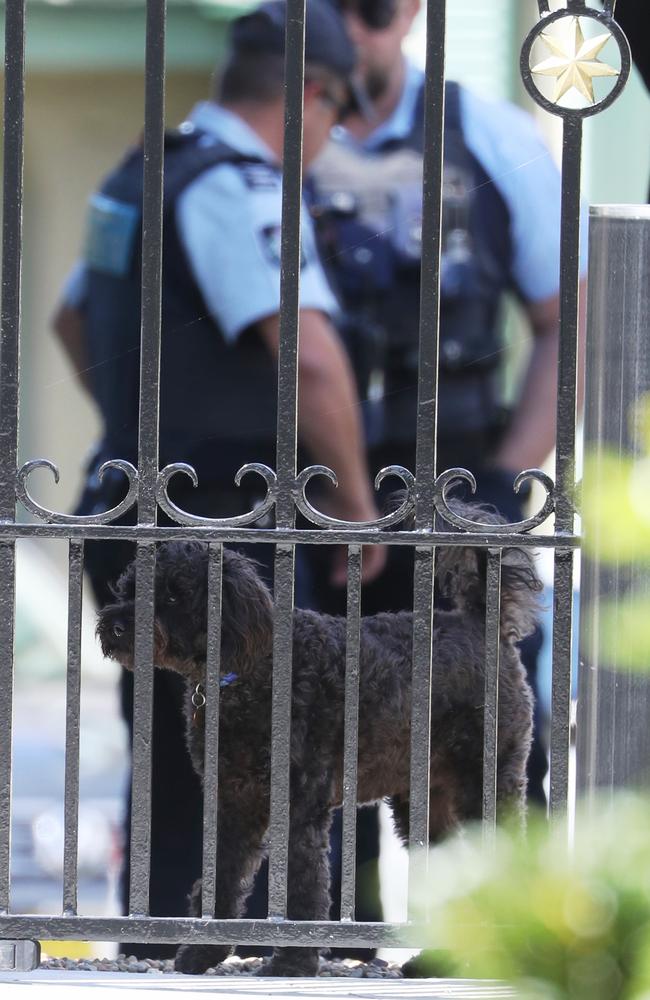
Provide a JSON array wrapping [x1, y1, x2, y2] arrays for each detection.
[[40, 955, 403, 978]]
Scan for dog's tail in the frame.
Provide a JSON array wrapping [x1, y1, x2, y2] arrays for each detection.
[[434, 502, 543, 642]]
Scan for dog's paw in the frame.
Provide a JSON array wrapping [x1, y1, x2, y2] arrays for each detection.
[[401, 949, 456, 979], [174, 944, 230, 975], [255, 952, 319, 977]]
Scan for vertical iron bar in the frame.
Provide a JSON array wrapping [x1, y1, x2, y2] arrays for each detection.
[[340, 545, 361, 922], [408, 0, 446, 910], [549, 113, 582, 817], [0, 0, 25, 524], [129, 0, 166, 917], [274, 0, 304, 525], [0, 0, 26, 916], [267, 0, 304, 919], [129, 543, 156, 915], [482, 550, 501, 833], [415, 0, 446, 522], [201, 544, 223, 919], [407, 547, 435, 916], [269, 544, 295, 919], [137, 0, 166, 525], [62, 541, 84, 916], [555, 122, 581, 534], [550, 549, 573, 816]]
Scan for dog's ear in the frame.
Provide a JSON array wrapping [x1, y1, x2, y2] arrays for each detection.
[[220, 548, 273, 663], [108, 558, 137, 603], [498, 547, 543, 641], [434, 501, 542, 641]]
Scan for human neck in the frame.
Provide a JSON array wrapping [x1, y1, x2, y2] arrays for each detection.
[[345, 55, 407, 142], [221, 100, 284, 163]]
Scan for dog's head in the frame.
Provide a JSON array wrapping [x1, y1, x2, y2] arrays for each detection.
[[97, 541, 274, 680]]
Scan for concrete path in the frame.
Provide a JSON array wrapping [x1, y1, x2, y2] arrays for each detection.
[[1, 970, 515, 999]]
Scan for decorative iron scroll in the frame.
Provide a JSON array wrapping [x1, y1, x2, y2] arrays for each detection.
[[156, 462, 278, 527], [15, 459, 558, 534], [434, 468, 556, 534], [521, 1, 630, 118], [292, 465, 416, 530], [16, 459, 138, 525]]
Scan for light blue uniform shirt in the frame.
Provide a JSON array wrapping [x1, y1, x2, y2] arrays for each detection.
[[331, 62, 588, 305], [64, 102, 338, 340], [177, 102, 337, 341]]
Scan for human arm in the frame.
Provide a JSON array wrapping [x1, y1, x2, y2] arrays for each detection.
[[51, 301, 92, 396], [492, 279, 587, 474], [257, 309, 386, 584], [50, 261, 92, 394], [459, 91, 588, 476], [51, 263, 93, 396]]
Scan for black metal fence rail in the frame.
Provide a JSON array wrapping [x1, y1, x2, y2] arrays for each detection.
[[0, 0, 631, 956]]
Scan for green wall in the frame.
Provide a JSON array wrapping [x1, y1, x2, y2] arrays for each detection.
[[0, 0, 248, 71], [583, 66, 650, 205]]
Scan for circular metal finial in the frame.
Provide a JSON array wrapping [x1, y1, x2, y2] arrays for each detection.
[[521, 7, 631, 119]]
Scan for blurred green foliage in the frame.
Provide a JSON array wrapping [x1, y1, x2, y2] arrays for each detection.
[[415, 403, 650, 995], [415, 797, 650, 998], [582, 453, 650, 565], [581, 395, 650, 670]]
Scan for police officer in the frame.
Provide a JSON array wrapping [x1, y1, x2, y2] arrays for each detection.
[[309, 0, 588, 807], [53, 0, 385, 957]]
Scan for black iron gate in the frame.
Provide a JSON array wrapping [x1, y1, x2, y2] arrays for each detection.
[[0, 0, 632, 963]]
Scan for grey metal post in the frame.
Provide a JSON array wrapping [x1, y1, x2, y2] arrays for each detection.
[[577, 205, 650, 801]]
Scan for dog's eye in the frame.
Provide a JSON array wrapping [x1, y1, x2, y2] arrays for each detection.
[[167, 593, 178, 605]]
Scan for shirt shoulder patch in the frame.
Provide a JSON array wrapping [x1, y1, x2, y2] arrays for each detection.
[[257, 224, 308, 269], [83, 193, 140, 277]]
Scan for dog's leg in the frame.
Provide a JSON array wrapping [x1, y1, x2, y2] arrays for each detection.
[[393, 786, 466, 981], [389, 783, 464, 848], [388, 793, 410, 846], [495, 672, 534, 829], [259, 787, 333, 977], [175, 793, 268, 976], [495, 743, 529, 828]]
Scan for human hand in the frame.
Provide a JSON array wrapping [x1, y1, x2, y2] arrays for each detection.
[[323, 494, 388, 587], [329, 542, 387, 588]]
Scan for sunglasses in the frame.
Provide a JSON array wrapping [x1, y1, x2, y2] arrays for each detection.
[[319, 85, 355, 123], [342, 0, 398, 31]]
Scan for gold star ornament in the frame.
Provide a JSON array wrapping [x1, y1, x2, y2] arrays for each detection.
[[531, 15, 619, 105]]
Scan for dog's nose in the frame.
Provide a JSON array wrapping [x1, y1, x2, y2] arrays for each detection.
[[112, 621, 126, 639]]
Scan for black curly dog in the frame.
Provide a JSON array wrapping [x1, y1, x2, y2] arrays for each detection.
[[97, 514, 539, 977]]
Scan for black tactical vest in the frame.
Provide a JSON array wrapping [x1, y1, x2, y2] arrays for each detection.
[[83, 126, 279, 485], [310, 81, 512, 444]]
